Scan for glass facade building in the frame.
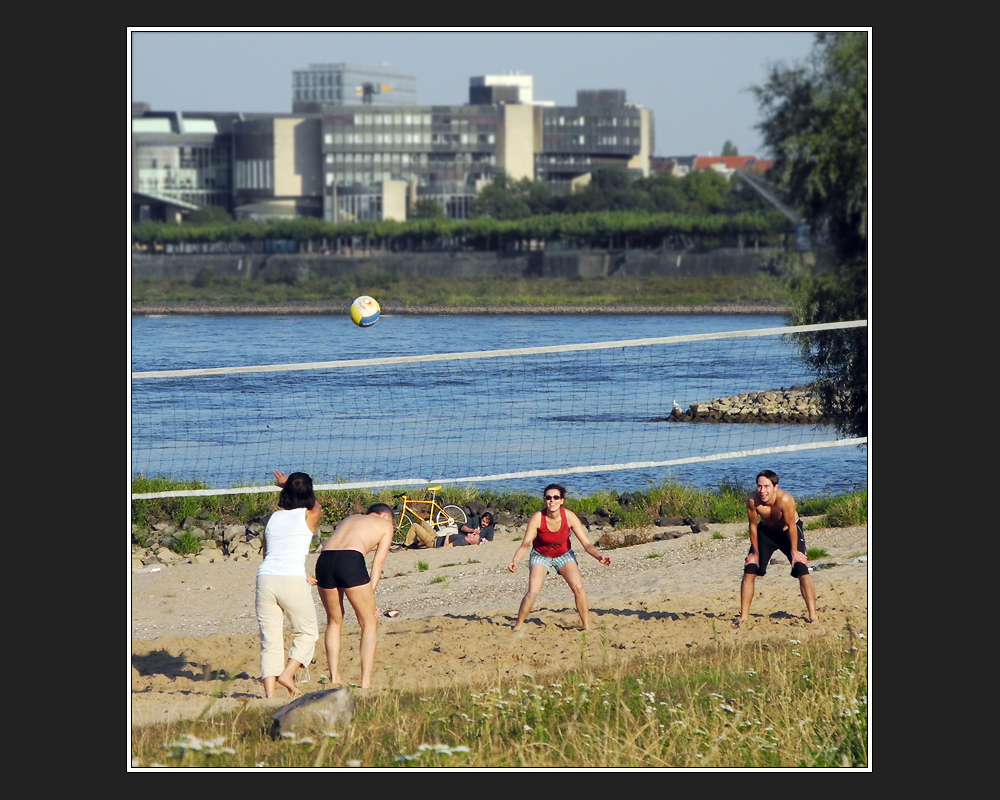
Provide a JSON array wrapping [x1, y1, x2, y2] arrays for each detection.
[[321, 105, 500, 221], [131, 110, 236, 219]]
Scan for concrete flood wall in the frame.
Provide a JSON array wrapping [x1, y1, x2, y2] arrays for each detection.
[[131, 248, 779, 283]]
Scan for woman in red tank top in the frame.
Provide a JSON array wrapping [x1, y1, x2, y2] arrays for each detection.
[[533, 505, 571, 558], [508, 484, 612, 631]]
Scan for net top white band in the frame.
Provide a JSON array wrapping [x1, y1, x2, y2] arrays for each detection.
[[132, 320, 868, 380]]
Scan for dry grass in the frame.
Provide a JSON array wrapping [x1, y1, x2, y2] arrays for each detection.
[[131, 623, 867, 769]]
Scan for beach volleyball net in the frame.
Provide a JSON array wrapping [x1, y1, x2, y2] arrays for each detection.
[[131, 320, 867, 499]]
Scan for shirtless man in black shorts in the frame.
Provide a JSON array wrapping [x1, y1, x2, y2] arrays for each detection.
[[736, 470, 819, 627], [316, 504, 394, 688]]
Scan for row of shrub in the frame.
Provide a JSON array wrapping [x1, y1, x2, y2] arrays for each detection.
[[131, 476, 867, 540], [132, 210, 794, 253]]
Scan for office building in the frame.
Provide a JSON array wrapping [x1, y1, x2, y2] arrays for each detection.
[[131, 104, 238, 221], [232, 115, 323, 219], [132, 74, 654, 223], [319, 78, 652, 222]]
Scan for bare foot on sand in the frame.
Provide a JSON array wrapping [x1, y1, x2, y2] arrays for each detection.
[[276, 676, 302, 698]]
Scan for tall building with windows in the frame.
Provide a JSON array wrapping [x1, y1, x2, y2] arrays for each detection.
[[292, 63, 417, 112], [136, 74, 654, 223], [536, 90, 652, 194], [321, 104, 507, 222], [231, 115, 324, 220], [317, 79, 651, 223]]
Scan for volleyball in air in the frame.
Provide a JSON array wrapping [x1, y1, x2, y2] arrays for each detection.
[[350, 295, 381, 327]]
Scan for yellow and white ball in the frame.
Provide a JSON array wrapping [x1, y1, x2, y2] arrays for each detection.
[[350, 295, 381, 327]]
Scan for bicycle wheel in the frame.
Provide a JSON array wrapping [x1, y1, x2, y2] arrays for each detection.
[[437, 505, 467, 528], [394, 512, 413, 543]]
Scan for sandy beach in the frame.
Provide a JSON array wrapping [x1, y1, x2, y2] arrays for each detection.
[[131, 520, 867, 726]]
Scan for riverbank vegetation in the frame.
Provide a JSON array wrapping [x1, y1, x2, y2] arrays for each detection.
[[131, 272, 791, 311], [133, 208, 792, 256], [133, 164, 791, 255], [131, 477, 866, 540], [131, 625, 867, 768]]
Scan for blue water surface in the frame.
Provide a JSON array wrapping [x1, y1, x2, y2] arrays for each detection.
[[131, 313, 868, 499]]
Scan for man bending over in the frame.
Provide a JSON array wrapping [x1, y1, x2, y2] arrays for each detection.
[[737, 470, 819, 627], [316, 504, 394, 688]]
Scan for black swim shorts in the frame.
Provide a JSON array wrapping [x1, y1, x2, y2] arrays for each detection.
[[744, 519, 809, 578], [316, 550, 371, 589]]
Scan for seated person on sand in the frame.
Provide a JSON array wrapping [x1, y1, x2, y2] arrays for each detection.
[[736, 469, 819, 627], [404, 517, 482, 548], [457, 511, 495, 542], [434, 528, 481, 547]]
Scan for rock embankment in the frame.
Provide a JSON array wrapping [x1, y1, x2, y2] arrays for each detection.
[[131, 502, 713, 573], [661, 386, 823, 424]]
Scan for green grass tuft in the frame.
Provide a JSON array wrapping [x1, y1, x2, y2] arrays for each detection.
[[822, 491, 867, 528], [170, 529, 204, 556]]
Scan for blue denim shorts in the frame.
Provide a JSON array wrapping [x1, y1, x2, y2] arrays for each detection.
[[529, 548, 578, 573]]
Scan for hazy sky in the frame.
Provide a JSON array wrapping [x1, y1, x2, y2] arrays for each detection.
[[129, 29, 829, 157]]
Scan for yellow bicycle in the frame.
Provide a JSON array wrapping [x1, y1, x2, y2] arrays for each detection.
[[393, 486, 467, 541]]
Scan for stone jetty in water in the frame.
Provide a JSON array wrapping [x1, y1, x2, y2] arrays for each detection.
[[657, 387, 823, 424]]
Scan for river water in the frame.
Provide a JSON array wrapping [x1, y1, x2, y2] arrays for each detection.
[[130, 313, 868, 499]]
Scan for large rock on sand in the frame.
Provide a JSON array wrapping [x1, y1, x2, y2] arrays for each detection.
[[270, 687, 355, 737]]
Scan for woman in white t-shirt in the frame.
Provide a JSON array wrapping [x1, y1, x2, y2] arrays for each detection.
[[256, 470, 321, 698]]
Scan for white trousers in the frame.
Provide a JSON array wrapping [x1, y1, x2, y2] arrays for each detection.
[[255, 574, 319, 678]]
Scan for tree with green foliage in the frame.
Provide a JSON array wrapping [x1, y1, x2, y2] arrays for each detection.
[[754, 32, 867, 260], [634, 172, 684, 213], [471, 171, 534, 219], [721, 140, 739, 156], [411, 198, 446, 220], [564, 167, 648, 214], [680, 169, 730, 215], [754, 31, 868, 438], [188, 205, 233, 225]]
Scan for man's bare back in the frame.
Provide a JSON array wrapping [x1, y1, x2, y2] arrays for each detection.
[[321, 513, 394, 555], [317, 506, 395, 688]]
